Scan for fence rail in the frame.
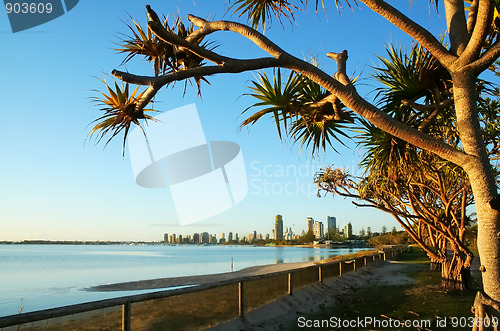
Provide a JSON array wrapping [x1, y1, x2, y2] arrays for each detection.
[[0, 247, 405, 331]]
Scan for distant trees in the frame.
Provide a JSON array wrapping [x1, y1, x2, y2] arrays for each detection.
[[358, 228, 366, 238], [323, 228, 346, 242], [368, 231, 411, 246], [295, 230, 316, 244]]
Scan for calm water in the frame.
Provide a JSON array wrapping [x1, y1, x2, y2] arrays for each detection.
[[0, 244, 364, 317]]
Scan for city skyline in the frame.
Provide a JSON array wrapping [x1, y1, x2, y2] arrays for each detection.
[[161, 214, 388, 244]]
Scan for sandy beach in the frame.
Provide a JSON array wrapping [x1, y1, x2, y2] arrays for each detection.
[[86, 255, 422, 331], [87, 261, 320, 292], [87, 248, 481, 331]]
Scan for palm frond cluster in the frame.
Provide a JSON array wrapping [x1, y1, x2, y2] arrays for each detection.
[[373, 43, 451, 120], [89, 79, 157, 155], [116, 6, 215, 94], [227, 0, 358, 31], [90, 8, 220, 154], [240, 67, 353, 155], [357, 43, 457, 180], [227, 0, 301, 31]]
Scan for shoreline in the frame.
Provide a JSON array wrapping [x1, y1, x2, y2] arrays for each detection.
[[87, 249, 380, 292], [87, 261, 318, 292]]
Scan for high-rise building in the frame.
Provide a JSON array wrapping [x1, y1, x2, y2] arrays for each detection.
[[274, 214, 284, 240], [228, 232, 233, 242], [201, 232, 209, 244], [306, 217, 314, 233], [344, 222, 353, 238], [326, 216, 336, 233], [313, 221, 324, 239], [193, 233, 200, 244], [163, 233, 168, 243]]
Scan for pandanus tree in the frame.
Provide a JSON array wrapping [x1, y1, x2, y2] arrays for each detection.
[[91, 0, 500, 324], [315, 42, 480, 290], [314, 138, 477, 290]]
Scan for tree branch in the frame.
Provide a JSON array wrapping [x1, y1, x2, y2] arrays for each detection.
[[471, 41, 500, 75], [444, 0, 469, 55], [359, 0, 457, 68], [456, 0, 495, 67], [113, 57, 281, 109], [187, 15, 286, 59], [112, 11, 471, 168], [466, 0, 479, 35], [148, 21, 228, 65], [402, 98, 454, 131], [327, 50, 353, 87]]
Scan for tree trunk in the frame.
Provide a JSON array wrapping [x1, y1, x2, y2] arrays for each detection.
[[472, 291, 500, 331], [441, 257, 472, 291], [452, 72, 500, 327], [430, 258, 442, 272]]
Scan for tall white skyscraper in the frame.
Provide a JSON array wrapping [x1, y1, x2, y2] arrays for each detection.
[[313, 221, 324, 239]]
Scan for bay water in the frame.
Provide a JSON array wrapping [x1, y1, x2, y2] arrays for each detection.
[[0, 244, 366, 317]]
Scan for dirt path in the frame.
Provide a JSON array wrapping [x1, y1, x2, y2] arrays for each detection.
[[206, 261, 424, 331]]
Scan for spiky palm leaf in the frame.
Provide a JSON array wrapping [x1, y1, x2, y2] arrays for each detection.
[[290, 112, 350, 155], [240, 68, 304, 140], [227, 0, 301, 31], [227, 0, 360, 31], [89, 79, 157, 155], [241, 65, 353, 155], [116, 17, 175, 76], [116, 12, 215, 94], [373, 43, 451, 117], [356, 118, 418, 181]]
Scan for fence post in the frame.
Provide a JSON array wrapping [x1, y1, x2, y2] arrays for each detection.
[[122, 301, 131, 331], [288, 273, 293, 295], [319, 266, 323, 283], [288, 272, 292, 295], [238, 281, 244, 318], [364, 257, 367, 266], [339, 262, 342, 276]]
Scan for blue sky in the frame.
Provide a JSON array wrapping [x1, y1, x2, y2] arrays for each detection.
[[0, 1, 448, 241]]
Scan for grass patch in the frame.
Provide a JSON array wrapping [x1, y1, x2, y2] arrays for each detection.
[[287, 247, 477, 330]]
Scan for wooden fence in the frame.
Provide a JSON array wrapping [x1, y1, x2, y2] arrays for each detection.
[[0, 247, 405, 331]]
